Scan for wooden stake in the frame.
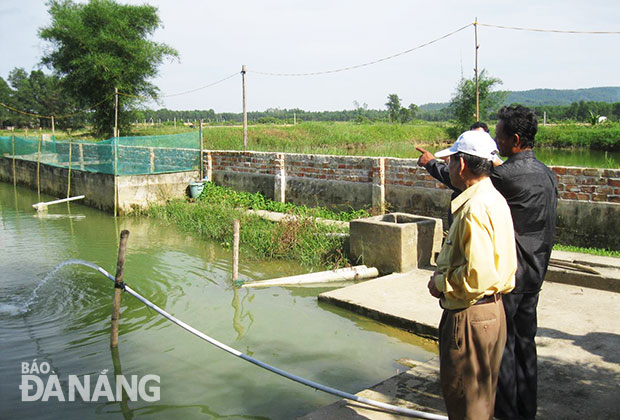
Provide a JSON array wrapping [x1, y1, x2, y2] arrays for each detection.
[[232, 219, 240, 281], [111, 229, 130, 348]]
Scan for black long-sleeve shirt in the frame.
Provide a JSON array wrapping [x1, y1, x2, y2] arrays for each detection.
[[490, 150, 558, 293], [425, 159, 461, 225]]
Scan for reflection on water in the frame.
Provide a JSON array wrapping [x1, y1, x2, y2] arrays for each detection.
[[0, 182, 436, 419]]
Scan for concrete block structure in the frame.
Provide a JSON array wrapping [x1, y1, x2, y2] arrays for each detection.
[[349, 213, 443, 274]]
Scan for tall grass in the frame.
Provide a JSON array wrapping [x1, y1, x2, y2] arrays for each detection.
[[537, 124, 620, 151], [145, 183, 366, 269]]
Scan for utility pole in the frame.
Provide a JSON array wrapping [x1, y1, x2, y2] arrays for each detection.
[[474, 18, 480, 122], [242, 65, 248, 151]]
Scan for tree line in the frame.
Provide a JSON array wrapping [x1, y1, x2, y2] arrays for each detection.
[[2, 0, 619, 138]]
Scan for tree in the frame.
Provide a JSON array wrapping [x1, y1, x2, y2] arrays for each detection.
[[0, 77, 12, 127], [386, 94, 402, 122], [449, 70, 505, 133], [7, 67, 83, 131], [408, 103, 418, 120], [39, 0, 178, 138]]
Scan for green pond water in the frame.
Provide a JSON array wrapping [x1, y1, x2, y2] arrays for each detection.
[[0, 182, 436, 419]]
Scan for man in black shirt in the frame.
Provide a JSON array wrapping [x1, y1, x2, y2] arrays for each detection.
[[491, 105, 558, 420], [416, 122, 493, 225]]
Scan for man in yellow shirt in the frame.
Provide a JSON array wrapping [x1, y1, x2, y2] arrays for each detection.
[[427, 130, 517, 420]]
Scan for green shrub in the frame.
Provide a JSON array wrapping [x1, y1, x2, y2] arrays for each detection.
[[145, 183, 364, 269]]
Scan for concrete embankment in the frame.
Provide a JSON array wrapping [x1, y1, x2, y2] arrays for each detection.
[[301, 251, 620, 419]]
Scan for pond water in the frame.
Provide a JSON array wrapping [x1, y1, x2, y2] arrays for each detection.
[[332, 143, 620, 168], [0, 182, 436, 419]]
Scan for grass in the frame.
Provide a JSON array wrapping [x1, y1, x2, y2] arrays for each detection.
[[3, 120, 620, 167], [536, 123, 620, 151], [553, 244, 620, 258], [144, 182, 370, 269], [145, 183, 620, 267]]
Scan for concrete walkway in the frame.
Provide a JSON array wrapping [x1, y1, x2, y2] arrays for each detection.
[[302, 251, 620, 419]]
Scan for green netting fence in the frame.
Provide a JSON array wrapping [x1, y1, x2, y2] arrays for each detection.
[[0, 132, 200, 175]]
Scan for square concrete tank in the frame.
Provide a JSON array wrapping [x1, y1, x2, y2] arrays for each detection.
[[350, 212, 443, 274]]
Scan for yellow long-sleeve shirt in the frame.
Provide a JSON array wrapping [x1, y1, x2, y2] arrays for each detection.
[[434, 177, 517, 310]]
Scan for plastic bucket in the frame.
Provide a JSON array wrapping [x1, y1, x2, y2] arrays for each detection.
[[189, 182, 205, 198]]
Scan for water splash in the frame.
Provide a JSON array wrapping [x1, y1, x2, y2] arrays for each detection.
[[1, 259, 115, 316]]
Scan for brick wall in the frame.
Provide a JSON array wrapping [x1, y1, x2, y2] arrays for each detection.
[[553, 167, 620, 204], [205, 150, 620, 205]]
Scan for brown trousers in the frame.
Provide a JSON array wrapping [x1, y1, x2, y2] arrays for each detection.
[[439, 298, 507, 420]]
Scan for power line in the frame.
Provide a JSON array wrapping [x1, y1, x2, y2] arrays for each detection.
[[161, 72, 239, 98], [116, 72, 239, 101], [249, 24, 473, 77], [478, 22, 620, 34], [0, 94, 114, 120]]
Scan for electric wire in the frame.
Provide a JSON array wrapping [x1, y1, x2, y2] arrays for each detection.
[[249, 24, 472, 77], [477, 22, 620, 34]]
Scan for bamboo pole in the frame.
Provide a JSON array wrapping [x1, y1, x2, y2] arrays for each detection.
[[113, 88, 119, 217], [67, 139, 72, 198], [111, 230, 130, 348], [37, 134, 42, 200], [51, 116, 55, 139], [114, 87, 119, 138], [232, 219, 240, 281], [11, 135, 16, 188]]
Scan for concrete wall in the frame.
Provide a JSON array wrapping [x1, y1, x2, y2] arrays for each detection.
[[204, 150, 620, 250], [0, 157, 198, 214]]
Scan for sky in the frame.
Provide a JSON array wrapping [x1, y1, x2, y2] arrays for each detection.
[[0, 0, 619, 113]]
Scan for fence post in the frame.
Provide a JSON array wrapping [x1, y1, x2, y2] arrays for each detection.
[[206, 151, 213, 182], [232, 219, 240, 282], [274, 153, 286, 203], [199, 119, 204, 179], [149, 147, 155, 173], [111, 230, 130, 348], [79, 143, 85, 170], [372, 157, 386, 214]]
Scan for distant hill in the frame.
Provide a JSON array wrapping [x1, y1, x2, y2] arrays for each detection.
[[419, 86, 620, 110], [504, 87, 620, 106]]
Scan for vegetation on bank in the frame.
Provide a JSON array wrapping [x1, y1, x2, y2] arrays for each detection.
[[553, 244, 620, 259], [144, 183, 370, 269], [3, 120, 619, 165], [145, 183, 620, 268]]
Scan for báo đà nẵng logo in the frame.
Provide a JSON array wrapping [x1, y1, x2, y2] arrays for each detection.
[[19, 359, 160, 402]]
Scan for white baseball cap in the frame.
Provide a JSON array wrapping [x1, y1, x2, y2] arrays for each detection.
[[435, 130, 499, 161]]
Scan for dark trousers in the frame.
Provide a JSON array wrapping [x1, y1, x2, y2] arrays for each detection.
[[495, 292, 540, 420]]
